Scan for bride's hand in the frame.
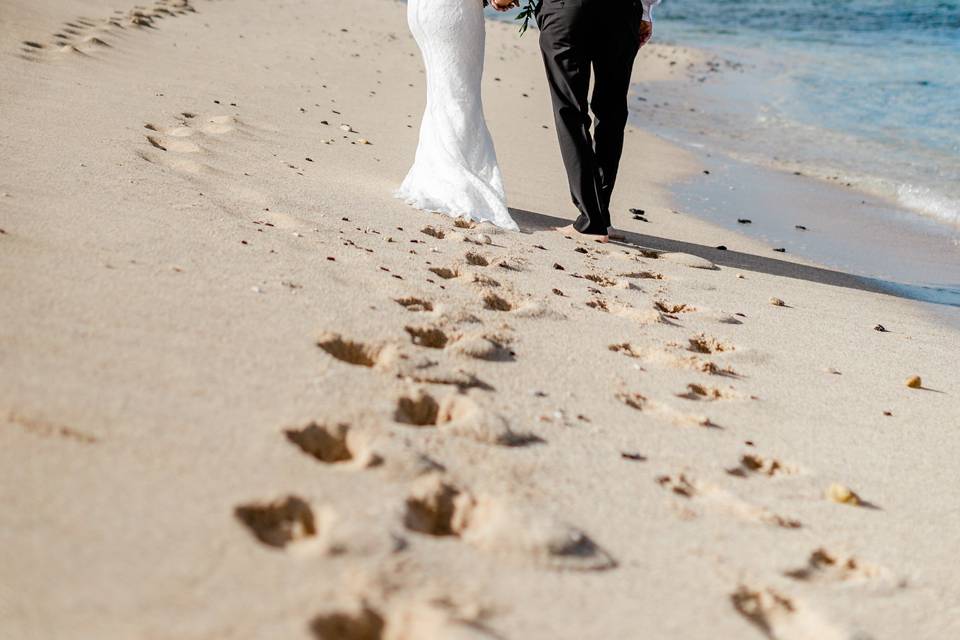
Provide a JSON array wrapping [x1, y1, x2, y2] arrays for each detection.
[[639, 19, 653, 47], [490, 0, 518, 12]]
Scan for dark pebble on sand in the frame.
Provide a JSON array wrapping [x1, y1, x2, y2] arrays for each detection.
[[552, 288, 565, 296], [621, 452, 647, 462], [703, 170, 711, 175], [874, 324, 888, 332], [553, 263, 565, 270], [795, 225, 807, 231], [737, 218, 751, 224], [574, 247, 588, 254], [306, 157, 313, 162], [716, 245, 727, 251], [327, 256, 336, 261], [773, 247, 786, 252], [629, 208, 645, 216]]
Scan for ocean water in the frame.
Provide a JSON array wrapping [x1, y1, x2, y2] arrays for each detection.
[[649, 0, 960, 231]]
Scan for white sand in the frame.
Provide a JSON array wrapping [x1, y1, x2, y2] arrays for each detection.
[[1, 1, 959, 638]]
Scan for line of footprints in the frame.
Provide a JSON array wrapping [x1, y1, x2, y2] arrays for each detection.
[[123, 102, 906, 637], [233, 249, 621, 638], [223, 215, 904, 639], [18, 0, 214, 61]]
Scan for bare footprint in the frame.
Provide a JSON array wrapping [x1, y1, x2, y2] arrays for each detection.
[[731, 584, 853, 640], [316, 332, 400, 370], [784, 548, 897, 587], [656, 474, 801, 528], [428, 266, 460, 280], [447, 332, 514, 362], [310, 598, 500, 640], [616, 391, 719, 429], [395, 296, 435, 312], [688, 333, 735, 354], [404, 475, 615, 571], [727, 454, 802, 478], [234, 495, 317, 549], [394, 390, 536, 446], [675, 383, 742, 402]]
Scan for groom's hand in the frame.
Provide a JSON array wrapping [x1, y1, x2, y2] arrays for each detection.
[[639, 19, 653, 47], [490, 0, 518, 11]]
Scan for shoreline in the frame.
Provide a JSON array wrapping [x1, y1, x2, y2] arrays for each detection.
[[2, 2, 960, 638], [617, 37, 960, 316]]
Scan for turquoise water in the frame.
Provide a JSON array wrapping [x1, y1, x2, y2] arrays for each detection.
[[652, 0, 960, 230]]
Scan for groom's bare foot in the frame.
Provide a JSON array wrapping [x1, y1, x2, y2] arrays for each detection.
[[556, 224, 609, 243]]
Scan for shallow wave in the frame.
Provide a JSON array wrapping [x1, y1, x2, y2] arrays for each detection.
[[896, 184, 960, 228]]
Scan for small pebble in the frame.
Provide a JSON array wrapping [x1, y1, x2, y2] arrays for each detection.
[[773, 247, 786, 253], [553, 263, 565, 271], [715, 245, 727, 251], [906, 375, 922, 389], [883, 411, 893, 417], [737, 218, 752, 224], [795, 225, 807, 231], [826, 483, 861, 506], [339, 124, 354, 132], [873, 324, 887, 332], [251, 286, 263, 293], [736, 274, 745, 279], [769, 297, 786, 307], [356, 138, 370, 145]]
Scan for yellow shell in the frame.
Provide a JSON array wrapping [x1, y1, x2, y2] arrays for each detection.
[[826, 483, 861, 506], [906, 376, 922, 389]]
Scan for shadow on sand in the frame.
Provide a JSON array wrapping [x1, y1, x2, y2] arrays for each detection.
[[509, 207, 960, 308]]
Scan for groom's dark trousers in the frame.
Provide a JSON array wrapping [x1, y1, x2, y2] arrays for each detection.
[[537, 0, 643, 235]]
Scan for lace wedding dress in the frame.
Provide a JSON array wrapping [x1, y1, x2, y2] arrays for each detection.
[[396, 0, 518, 231]]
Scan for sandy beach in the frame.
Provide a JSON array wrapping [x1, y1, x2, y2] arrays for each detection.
[[2, 1, 959, 638]]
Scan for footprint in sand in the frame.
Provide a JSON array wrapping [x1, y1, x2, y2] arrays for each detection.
[[285, 421, 442, 479], [784, 548, 899, 588], [316, 331, 487, 388], [310, 598, 500, 640], [394, 296, 434, 312], [402, 475, 614, 571], [234, 494, 319, 549], [19, 2, 199, 61], [654, 300, 696, 315], [616, 391, 720, 429], [730, 584, 856, 640], [618, 269, 664, 281], [404, 324, 515, 361], [479, 289, 555, 318], [675, 383, 744, 402], [610, 342, 740, 377], [687, 333, 735, 354], [727, 453, 802, 478], [316, 332, 401, 370], [428, 266, 460, 280], [656, 473, 801, 528], [393, 389, 538, 446], [464, 251, 489, 267]]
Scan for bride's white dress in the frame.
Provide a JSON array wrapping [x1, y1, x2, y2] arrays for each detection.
[[396, 0, 518, 231]]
